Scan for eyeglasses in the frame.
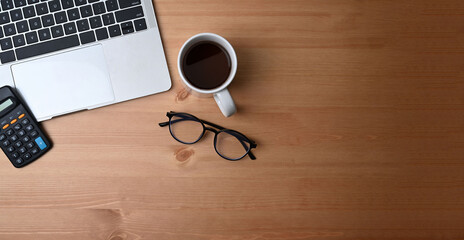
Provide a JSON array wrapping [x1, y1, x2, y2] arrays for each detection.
[[159, 111, 257, 161]]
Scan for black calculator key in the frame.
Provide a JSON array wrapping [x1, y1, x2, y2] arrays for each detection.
[[55, 11, 67, 24], [6, 129, 14, 136], [120, 21, 133, 34], [23, 136, 31, 142], [13, 34, 26, 47], [2, 140, 10, 146], [7, 146, 15, 152], [26, 141, 34, 148], [0, 50, 15, 64], [95, 28, 108, 40], [12, 152, 19, 158], [14, 141, 22, 148], [25, 124, 34, 131], [67, 8, 80, 21], [134, 18, 146, 31], [31, 147, 39, 155], [21, 118, 29, 125], [30, 130, 38, 137], [108, 24, 121, 37], [17, 129, 26, 136], [23, 6, 37, 18], [15, 158, 23, 165], [0, 134, 5, 141], [24, 153, 31, 160], [18, 147, 26, 153], [36, 2, 49, 15], [29, 17, 42, 30], [10, 134, 18, 142], [79, 30, 95, 44], [0, 38, 13, 51], [64, 22, 76, 34], [14, 123, 22, 130], [10, 9, 24, 21]]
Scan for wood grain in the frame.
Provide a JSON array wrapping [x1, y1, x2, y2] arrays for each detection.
[[1, 0, 464, 239]]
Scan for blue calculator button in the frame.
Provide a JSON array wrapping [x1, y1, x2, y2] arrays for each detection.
[[34, 137, 47, 150]]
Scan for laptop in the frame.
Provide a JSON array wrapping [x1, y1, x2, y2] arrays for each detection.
[[0, 0, 171, 121]]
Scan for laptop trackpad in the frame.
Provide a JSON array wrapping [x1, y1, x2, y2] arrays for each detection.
[[11, 45, 115, 121]]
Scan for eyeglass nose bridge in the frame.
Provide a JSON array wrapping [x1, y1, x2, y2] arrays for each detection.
[[204, 127, 219, 134]]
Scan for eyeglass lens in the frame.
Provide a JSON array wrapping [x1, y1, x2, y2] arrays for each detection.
[[169, 114, 204, 143]]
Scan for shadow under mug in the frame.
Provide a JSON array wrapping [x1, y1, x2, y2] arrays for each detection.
[[177, 33, 237, 117]]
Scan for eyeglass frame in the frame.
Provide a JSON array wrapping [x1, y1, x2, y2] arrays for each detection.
[[159, 111, 257, 160]]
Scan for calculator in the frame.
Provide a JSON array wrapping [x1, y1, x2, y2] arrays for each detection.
[[0, 86, 51, 168]]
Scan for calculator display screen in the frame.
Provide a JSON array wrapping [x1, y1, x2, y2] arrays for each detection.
[[0, 99, 13, 113]]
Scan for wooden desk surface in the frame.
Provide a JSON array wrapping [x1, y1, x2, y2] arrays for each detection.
[[1, 0, 464, 239]]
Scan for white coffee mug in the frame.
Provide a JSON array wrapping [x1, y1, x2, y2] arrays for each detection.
[[178, 33, 237, 117]]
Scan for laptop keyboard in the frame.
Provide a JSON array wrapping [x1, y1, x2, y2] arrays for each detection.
[[0, 0, 147, 64]]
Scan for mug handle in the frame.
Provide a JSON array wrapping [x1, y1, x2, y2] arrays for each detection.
[[214, 89, 236, 117]]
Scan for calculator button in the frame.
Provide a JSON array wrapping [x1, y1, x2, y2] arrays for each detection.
[[18, 114, 25, 119], [30, 131, 38, 137], [12, 152, 19, 158], [14, 141, 22, 148], [24, 153, 31, 160], [2, 140, 10, 146], [18, 130, 26, 136], [15, 158, 23, 165], [14, 124, 22, 130], [10, 119, 17, 124], [34, 137, 47, 150], [26, 142, 34, 148], [7, 146, 15, 152], [0, 134, 5, 141], [21, 118, 29, 125], [23, 136, 31, 142], [2, 124, 9, 129], [31, 148, 39, 155], [25, 124, 34, 131], [10, 135, 18, 142], [6, 129, 14, 136], [19, 147, 26, 153]]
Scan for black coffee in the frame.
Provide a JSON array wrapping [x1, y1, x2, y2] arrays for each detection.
[[182, 41, 231, 90]]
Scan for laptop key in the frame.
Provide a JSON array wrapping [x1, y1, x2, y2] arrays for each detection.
[[23, 6, 37, 19], [51, 25, 64, 38], [105, 0, 118, 11], [10, 9, 24, 22], [3, 24, 16, 37], [0, 27, 3, 38], [27, 0, 39, 4], [134, 18, 146, 31], [76, 19, 89, 31], [15, 34, 80, 60], [48, 0, 61, 12], [92, 2, 105, 15], [95, 27, 108, 40], [29, 17, 42, 30], [89, 16, 102, 29], [63, 21, 76, 34], [118, 0, 140, 9], [0, 50, 15, 64], [38, 28, 51, 40], [79, 30, 95, 44], [54, 11, 67, 24], [25, 31, 38, 44], [79, 5, 93, 18], [36, 3, 49, 15], [41, 14, 55, 27], [102, 13, 115, 26], [0, 12, 10, 25], [67, 8, 80, 21], [115, 6, 143, 23], [120, 21, 133, 34], [13, 34, 25, 47], [107, 24, 120, 37], [16, 20, 29, 33], [1, 0, 14, 10], [0, 38, 13, 50], [14, 0, 26, 7], [74, 0, 85, 6], [61, 0, 73, 9]]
